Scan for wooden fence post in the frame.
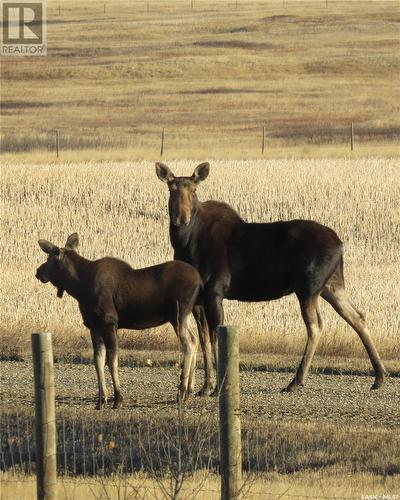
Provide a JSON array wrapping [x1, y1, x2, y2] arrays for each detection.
[[56, 130, 59, 158], [160, 127, 165, 157], [262, 126, 266, 154], [32, 332, 57, 500], [217, 325, 242, 500], [351, 122, 354, 151]]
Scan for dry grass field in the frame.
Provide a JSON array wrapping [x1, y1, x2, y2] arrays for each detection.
[[1, 159, 399, 368], [1, 0, 399, 158]]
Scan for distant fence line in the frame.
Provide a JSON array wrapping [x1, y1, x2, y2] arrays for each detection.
[[52, 0, 337, 16], [1, 123, 395, 157]]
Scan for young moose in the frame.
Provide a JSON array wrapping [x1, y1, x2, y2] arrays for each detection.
[[156, 162, 387, 395], [36, 233, 203, 409]]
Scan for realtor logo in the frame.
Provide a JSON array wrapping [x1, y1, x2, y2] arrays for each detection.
[[1, 1, 47, 55]]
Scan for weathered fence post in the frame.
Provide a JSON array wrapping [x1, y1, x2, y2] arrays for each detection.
[[217, 325, 242, 500], [32, 332, 57, 500], [160, 127, 165, 157], [262, 126, 266, 154], [56, 130, 59, 158], [351, 122, 354, 151]]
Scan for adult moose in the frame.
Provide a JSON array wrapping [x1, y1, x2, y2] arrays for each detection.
[[156, 162, 386, 394], [36, 233, 203, 408]]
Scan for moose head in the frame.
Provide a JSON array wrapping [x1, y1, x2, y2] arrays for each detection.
[[156, 162, 210, 227], [36, 233, 80, 298]]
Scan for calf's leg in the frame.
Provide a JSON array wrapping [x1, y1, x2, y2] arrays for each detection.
[[173, 313, 198, 402], [283, 293, 322, 392], [188, 335, 198, 397], [102, 325, 123, 409], [90, 331, 108, 409]]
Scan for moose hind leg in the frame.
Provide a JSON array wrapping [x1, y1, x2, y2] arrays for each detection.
[[283, 293, 322, 393], [321, 286, 386, 389], [90, 331, 108, 409]]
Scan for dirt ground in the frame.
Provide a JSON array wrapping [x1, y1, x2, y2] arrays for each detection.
[[1, 360, 399, 427]]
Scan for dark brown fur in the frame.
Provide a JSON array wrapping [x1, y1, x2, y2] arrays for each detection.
[[156, 162, 386, 394], [36, 233, 202, 408]]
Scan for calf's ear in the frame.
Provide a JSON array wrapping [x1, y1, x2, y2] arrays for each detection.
[[155, 162, 175, 183], [65, 233, 79, 250], [192, 162, 210, 184], [38, 239, 60, 256]]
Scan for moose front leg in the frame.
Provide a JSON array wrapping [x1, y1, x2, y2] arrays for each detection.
[[193, 305, 216, 397], [90, 330, 108, 409], [204, 290, 224, 396]]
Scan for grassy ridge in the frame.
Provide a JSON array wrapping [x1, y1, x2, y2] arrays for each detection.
[[1, 0, 399, 157]]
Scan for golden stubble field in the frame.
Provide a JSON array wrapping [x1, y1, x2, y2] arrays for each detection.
[[1, 158, 399, 364]]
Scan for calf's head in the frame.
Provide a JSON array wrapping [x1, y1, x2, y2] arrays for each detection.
[[156, 162, 209, 227], [36, 233, 79, 298]]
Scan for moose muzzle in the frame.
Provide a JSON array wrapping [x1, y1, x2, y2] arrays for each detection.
[[35, 264, 49, 283]]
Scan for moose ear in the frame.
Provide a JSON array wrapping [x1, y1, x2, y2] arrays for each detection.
[[155, 162, 175, 183], [38, 239, 60, 256], [192, 162, 210, 184], [65, 233, 79, 250]]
